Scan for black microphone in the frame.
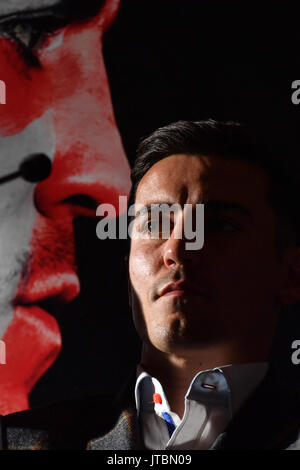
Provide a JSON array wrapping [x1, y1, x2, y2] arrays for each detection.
[[0, 153, 52, 185]]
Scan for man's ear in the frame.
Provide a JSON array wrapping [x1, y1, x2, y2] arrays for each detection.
[[124, 254, 132, 307], [279, 247, 300, 305]]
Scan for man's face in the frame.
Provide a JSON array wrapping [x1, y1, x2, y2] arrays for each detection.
[[0, 0, 130, 413], [129, 154, 291, 357]]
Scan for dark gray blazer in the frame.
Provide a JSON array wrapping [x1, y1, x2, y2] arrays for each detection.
[[1, 365, 300, 450]]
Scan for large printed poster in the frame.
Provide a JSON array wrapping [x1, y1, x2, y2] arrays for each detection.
[[0, 0, 138, 415], [0, 0, 299, 432]]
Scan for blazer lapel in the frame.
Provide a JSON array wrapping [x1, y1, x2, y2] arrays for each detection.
[[87, 368, 144, 450], [87, 407, 142, 450], [210, 366, 300, 450]]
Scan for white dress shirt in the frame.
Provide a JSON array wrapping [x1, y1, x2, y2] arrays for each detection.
[[135, 362, 268, 450]]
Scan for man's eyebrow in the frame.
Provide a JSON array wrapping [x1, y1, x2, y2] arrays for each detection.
[[135, 202, 179, 217], [204, 201, 252, 218], [0, 0, 105, 24], [134, 201, 252, 219]]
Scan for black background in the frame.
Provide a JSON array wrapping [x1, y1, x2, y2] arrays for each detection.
[[30, 1, 300, 407]]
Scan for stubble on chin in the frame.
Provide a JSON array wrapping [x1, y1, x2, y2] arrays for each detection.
[[146, 298, 192, 353]]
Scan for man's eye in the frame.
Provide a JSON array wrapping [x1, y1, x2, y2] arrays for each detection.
[[0, 16, 67, 66], [141, 218, 161, 234], [140, 216, 174, 238], [206, 218, 239, 233], [4, 23, 43, 49], [0, 21, 49, 67], [141, 219, 158, 233]]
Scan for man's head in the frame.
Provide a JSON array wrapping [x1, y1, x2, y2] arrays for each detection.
[[0, 0, 131, 414], [128, 120, 300, 362]]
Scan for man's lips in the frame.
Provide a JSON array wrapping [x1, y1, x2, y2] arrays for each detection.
[[158, 281, 209, 299]]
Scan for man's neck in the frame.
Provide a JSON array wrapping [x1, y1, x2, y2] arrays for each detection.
[[140, 341, 270, 419]]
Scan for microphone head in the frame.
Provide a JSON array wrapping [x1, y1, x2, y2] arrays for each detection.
[[19, 153, 52, 183]]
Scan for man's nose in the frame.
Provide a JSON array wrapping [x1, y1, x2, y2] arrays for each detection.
[[163, 236, 190, 269], [162, 208, 204, 268], [33, 21, 131, 219], [163, 216, 190, 268]]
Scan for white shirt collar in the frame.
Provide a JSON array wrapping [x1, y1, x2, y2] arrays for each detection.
[[135, 362, 269, 450]]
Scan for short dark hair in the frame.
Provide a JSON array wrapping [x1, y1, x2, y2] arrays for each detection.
[[129, 119, 300, 246]]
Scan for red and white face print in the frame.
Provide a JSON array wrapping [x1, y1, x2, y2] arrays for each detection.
[[0, 0, 130, 414]]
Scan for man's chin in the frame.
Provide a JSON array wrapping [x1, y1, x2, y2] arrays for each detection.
[[147, 314, 225, 355], [148, 315, 195, 351]]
